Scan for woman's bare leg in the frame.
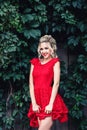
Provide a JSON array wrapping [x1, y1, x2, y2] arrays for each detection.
[[38, 117, 53, 130], [38, 117, 41, 126]]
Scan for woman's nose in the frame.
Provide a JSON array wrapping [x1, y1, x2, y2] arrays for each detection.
[[42, 49, 45, 53]]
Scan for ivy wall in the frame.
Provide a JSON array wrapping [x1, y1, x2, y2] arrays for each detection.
[[0, 0, 87, 130]]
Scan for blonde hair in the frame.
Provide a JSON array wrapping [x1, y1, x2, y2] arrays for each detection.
[[37, 35, 58, 58]]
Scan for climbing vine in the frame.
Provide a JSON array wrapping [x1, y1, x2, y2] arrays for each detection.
[[0, 0, 87, 130]]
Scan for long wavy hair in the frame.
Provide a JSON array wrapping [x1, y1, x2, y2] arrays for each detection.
[[37, 35, 58, 58]]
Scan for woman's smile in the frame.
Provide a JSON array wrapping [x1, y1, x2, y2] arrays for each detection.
[[42, 52, 48, 57]]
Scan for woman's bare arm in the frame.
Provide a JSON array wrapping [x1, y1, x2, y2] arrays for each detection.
[[29, 64, 40, 112], [49, 61, 60, 105], [29, 64, 36, 105]]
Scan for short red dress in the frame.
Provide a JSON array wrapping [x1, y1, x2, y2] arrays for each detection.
[[27, 58, 68, 127]]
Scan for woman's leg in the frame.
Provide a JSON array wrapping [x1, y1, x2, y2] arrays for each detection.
[[38, 117, 53, 130], [38, 117, 41, 126]]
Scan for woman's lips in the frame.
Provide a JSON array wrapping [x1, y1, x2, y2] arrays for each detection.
[[42, 53, 48, 56]]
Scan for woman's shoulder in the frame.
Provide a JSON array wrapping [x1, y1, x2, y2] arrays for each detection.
[[49, 57, 60, 66], [53, 57, 60, 61], [52, 57, 60, 63], [30, 58, 39, 65]]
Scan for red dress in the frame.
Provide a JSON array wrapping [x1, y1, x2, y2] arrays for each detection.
[[27, 58, 68, 127]]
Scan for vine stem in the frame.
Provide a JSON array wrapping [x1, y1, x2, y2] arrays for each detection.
[[6, 81, 13, 112]]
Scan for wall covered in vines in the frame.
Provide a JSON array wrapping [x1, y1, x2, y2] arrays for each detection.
[[0, 0, 87, 130]]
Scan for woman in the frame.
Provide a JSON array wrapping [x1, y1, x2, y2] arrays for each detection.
[[27, 35, 68, 130]]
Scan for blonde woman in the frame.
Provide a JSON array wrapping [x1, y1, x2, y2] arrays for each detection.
[[27, 35, 68, 130]]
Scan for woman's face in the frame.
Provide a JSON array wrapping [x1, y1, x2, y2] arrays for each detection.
[[39, 42, 53, 59]]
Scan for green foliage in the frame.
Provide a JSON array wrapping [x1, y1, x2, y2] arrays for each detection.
[[21, 0, 47, 39], [0, 1, 22, 32], [80, 119, 87, 130], [61, 54, 87, 129], [0, 0, 87, 130]]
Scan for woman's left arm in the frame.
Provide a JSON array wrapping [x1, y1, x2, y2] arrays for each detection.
[[49, 61, 60, 105], [45, 61, 60, 113]]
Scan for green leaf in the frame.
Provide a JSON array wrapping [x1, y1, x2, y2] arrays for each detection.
[[72, 1, 78, 8], [23, 30, 30, 39], [31, 22, 39, 28], [22, 14, 34, 23], [68, 36, 80, 46], [77, 22, 86, 32], [6, 45, 17, 52], [29, 29, 41, 38]]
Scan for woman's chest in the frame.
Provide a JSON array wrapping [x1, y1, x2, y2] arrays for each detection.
[[33, 64, 54, 77]]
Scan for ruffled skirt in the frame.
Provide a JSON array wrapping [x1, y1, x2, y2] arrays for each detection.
[[27, 88, 68, 127]]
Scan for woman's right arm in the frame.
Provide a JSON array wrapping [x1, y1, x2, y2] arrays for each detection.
[[29, 64, 36, 105], [29, 64, 40, 112]]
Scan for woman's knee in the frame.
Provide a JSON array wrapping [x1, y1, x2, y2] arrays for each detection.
[[38, 117, 53, 130], [38, 123, 52, 130]]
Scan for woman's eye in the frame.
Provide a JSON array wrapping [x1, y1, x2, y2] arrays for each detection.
[[45, 47, 48, 50], [40, 48, 43, 51], [40, 47, 48, 51]]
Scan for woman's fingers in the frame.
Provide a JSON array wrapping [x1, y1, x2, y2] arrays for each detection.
[[45, 104, 53, 114], [33, 104, 41, 113], [45, 110, 52, 114], [45, 108, 52, 114]]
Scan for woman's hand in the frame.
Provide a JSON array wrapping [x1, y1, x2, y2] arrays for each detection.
[[45, 103, 53, 114], [32, 103, 41, 113]]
